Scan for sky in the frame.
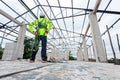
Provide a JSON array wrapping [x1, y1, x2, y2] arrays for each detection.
[[0, 0, 120, 59]]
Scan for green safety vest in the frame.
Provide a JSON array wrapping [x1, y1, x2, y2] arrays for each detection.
[[29, 18, 53, 36]]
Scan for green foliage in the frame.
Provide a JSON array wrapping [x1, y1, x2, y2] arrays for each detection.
[[108, 58, 120, 65], [69, 55, 75, 60], [69, 52, 76, 60], [23, 37, 33, 59], [0, 46, 3, 59], [88, 58, 96, 62], [107, 58, 114, 63]]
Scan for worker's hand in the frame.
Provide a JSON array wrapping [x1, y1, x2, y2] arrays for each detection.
[[45, 30, 49, 34], [33, 32, 37, 35]]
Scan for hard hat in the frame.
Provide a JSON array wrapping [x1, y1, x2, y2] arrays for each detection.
[[40, 13, 45, 18]]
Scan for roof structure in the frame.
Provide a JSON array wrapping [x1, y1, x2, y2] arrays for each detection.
[[0, 0, 120, 57]]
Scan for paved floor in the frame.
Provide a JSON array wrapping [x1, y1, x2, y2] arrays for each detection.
[[0, 60, 120, 80]]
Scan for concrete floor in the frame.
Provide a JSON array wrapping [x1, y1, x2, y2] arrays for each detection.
[[0, 60, 120, 80]]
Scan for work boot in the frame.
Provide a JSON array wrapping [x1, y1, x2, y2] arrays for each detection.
[[29, 60, 35, 63], [41, 60, 48, 63]]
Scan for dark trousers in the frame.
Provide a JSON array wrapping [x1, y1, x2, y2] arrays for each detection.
[[30, 36, 47, 61]]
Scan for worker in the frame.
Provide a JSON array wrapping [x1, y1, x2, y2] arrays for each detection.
[[28, 13, 53, 63]]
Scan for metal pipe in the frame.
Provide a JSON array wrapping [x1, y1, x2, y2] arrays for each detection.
[[58, 0, 69, 38], [71, 0, 75, 43], [0, 29, 17, 38], [0, 9, 21, 25], [0, 35, 16, 42], [84, 24, 90, 36], [101, 18, 120, 36], [38, 4, 120, 15], [98, 0, 112, 21], [18, 0, 38, 19], [50, 36, 89, 39], [51, 13, 89, 20], [84, 0, 102, 35], [1, 0, 29, 23], [106, 25, 117, 64], [55, 27, 92, 37], [3, 5, 38, 27], [93, 0, 102, 14], [81, 0, 90, 34], [116, 34, 120, 53], [45, 0, 66, 42], [0, 22, 18, 34], [85, 0, 112, 45]]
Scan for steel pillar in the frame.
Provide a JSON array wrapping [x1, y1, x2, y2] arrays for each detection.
[[89, 13, 107, 62], [77, 47, 84, 61], [13, 22, 26, 60], [82, 35, 88, 61]]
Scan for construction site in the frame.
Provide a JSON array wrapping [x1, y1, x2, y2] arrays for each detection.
[[0, 0, 120, 80]]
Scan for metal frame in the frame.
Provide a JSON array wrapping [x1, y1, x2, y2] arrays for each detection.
[[0, 0, 119, 55]]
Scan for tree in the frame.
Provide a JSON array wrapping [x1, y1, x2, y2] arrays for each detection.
[[23, 37, 33, 59], [69, 51, 75, 60], [0, 45, 3, 59]]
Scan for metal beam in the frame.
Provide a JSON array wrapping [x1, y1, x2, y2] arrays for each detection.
[[0, 9, 21, 25], [58, 0, 69, 38], [38, 4, 120, 15], [51, 13, 89, 20], [45, 0, 66, 42], [2, 5, 38, 27], [84, 0, 102, 36], [81, 0, 90, 34], [101, 18, 120, 36], [1, 0, 29, 23], [85, 0, 113, 43], [18, 0, 38, 19], [93, 0, 102, 14], [98, 0, 112, 21], [36, 0, 63, 41], [50, 36, 87, 39], [0, 29, 17, 38], [55, 27, 92, 37], [0, 35, 16, 42]]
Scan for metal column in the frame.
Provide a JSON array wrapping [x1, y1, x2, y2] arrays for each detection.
[[82, 35, 88, 61], [89, 13, 107, 62], [13, 22, 26, 60], [77, 47, 83, 61]]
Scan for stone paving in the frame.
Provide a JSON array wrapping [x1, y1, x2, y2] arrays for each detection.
[[0, 60, 120, 80]]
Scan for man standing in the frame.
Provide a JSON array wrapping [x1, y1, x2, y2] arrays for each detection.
[[28, 13, 53, 63]]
